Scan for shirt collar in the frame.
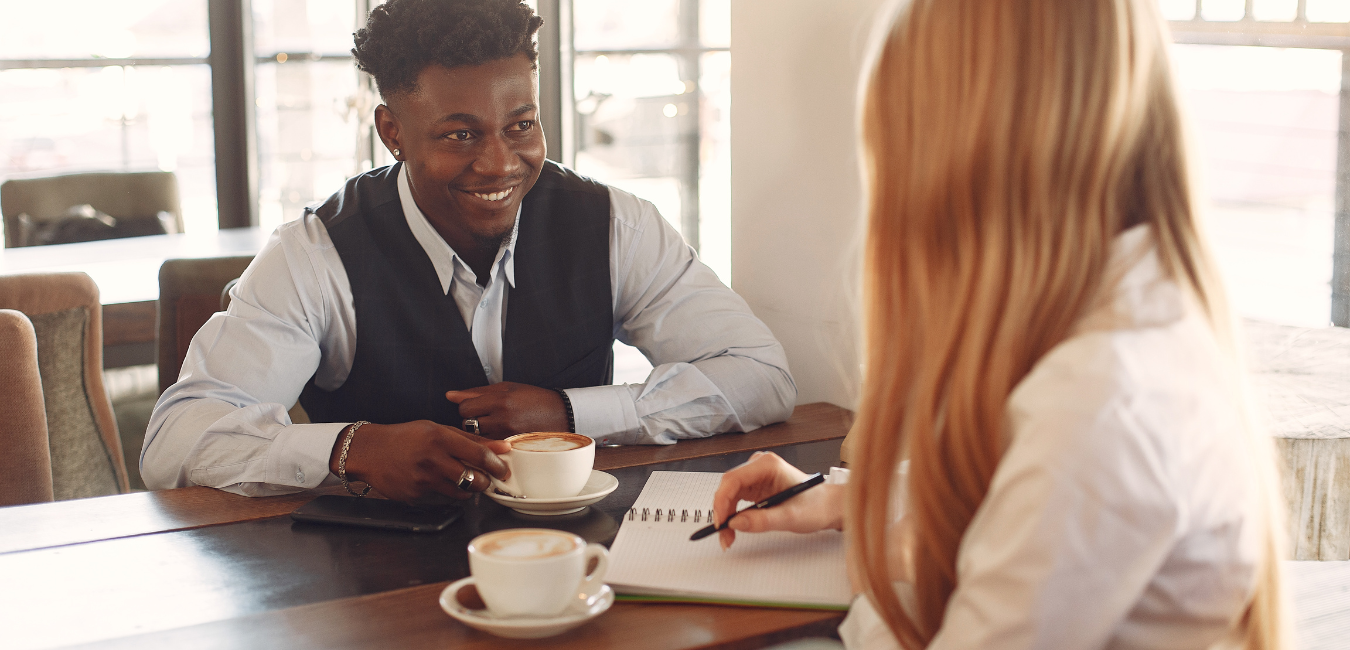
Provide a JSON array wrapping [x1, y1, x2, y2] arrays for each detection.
[[1073, 224, 1187, 335], [396, 162, 519, 294]]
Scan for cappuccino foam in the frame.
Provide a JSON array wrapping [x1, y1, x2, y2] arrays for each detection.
[[510, 433, 590, 452], [478, 530, 578, 559]]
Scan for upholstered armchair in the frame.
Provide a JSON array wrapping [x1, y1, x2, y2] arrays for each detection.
[[0, 273, 129, 500], [1, 171, 183, 247]]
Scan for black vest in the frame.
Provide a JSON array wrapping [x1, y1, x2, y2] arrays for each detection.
[[298, 161, 614, 427]]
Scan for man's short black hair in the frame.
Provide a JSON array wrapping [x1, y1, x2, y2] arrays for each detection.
[[353, 0, 544, 99]]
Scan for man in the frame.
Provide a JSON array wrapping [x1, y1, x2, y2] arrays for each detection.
[[141, 0, 795, 500]]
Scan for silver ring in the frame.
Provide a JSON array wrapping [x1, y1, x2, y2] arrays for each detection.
[[462, 418, 480, 435], [456, 467, 477, 492]]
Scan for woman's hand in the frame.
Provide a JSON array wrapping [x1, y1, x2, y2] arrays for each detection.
[[712, 451, 845, 549]]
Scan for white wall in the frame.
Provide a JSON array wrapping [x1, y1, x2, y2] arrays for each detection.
[[731, 0, 887, 409]]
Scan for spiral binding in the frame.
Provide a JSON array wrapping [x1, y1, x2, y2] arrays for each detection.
[[628, 507, 716, 523]]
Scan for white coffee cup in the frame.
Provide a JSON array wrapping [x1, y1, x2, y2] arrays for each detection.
[[467, 528, 609, 618], [490, 432, 595, 499]]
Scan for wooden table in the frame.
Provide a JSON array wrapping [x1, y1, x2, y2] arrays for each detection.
[[0, 228, 269, 367], [1245, 320, 1350, 560], [0, 403, 854, 650]]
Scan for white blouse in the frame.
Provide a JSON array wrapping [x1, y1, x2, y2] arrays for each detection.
[[840, 226, 1262, 649]]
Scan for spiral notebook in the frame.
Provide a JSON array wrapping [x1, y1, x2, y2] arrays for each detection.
[[606, 471, 852, 610]]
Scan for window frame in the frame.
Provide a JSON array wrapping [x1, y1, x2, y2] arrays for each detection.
[[1167, 3, 1350, 325]]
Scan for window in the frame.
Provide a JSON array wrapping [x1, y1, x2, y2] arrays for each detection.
[[1165, 1, 1350, 327], [1174, 45, 1338, 327], [252, 0, 379, 232], [571, 0, 732, 284], [0, 0, 217, 234], [567, 0, 730, 381]]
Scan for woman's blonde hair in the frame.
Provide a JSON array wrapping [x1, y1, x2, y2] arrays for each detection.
[[848, 0, 1290, 647]]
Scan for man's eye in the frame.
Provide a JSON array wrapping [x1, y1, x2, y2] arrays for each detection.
[[512, 120, 534, 132], [446, 130, 472, 141]]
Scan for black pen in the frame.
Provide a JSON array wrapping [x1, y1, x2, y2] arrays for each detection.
[[688, 472, 825, 541]]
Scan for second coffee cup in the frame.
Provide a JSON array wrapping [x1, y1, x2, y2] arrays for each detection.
[[468, 528, 608, 618], [489, 432, 595, 499]]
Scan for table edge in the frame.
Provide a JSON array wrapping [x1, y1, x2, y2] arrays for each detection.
[[0, 402, 853, 555]]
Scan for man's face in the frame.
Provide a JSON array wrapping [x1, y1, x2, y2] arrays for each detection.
[[379, 54, 546, 252]]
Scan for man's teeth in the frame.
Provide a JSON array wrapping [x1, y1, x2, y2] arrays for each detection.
[[472, 188, 514, 201]]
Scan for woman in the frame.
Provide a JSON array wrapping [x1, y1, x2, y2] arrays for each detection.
[[713, 0, 1290, 647]]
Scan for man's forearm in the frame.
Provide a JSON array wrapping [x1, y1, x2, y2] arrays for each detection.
[[142, 390, 346, 495], [140, 396, 238, 490], [693, 352, 796, 429], [566, 351, 796, 445]]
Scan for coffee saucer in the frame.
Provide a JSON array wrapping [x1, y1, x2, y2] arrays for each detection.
[[484, 470, 618, 516], [439, 577, 614, 639]]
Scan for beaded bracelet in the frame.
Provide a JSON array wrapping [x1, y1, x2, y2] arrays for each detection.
[[553, 389, 576, 433]]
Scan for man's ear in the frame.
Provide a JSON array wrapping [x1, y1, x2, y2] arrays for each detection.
[[374, 104, 402, 158]]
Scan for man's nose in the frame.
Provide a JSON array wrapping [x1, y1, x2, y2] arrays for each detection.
[[473, 133, 520, 178]]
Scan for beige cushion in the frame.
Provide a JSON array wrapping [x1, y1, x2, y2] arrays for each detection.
[[31, 307, 120, 500]]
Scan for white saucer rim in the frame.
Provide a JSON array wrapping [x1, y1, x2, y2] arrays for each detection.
[[507, 505, 586, 516], [439, 576, 614, 627], [486, 470, 618, 506]]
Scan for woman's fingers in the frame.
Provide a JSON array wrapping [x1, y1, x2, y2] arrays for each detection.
[[722, 482, 848, 536], [712, 457, 778, 525], [716, 497, 817, 549], [712, 452, 808, 527], [726, 501, 806, 534]]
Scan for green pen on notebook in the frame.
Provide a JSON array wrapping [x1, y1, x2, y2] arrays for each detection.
[[688, 472, 825, 541]]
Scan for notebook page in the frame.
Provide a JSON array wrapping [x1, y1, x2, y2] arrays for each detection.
[[607, 471, 851, 608]]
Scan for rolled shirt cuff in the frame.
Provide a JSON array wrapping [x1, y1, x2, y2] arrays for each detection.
[[266, 421, 349, 488], [565, 385, 641, 445]]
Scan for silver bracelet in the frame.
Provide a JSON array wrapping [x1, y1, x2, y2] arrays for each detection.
[[338, 420, 372, 497]]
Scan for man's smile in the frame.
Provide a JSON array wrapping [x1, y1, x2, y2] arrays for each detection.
[[465, 186, 516, 202]]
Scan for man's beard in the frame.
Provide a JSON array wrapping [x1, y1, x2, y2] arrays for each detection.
[[471, 226, 512, 255]]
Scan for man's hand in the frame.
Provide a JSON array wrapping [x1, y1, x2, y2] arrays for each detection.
[[445, 382, 570, 439], [328, 420, 511, 502]]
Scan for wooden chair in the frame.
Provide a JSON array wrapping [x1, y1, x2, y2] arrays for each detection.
[[157, 257, 311, 425], [156, 256, 255, 394], [0, 309, 55, 506], [0, 273, 129, 499], [1, 171, 183, 247]]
